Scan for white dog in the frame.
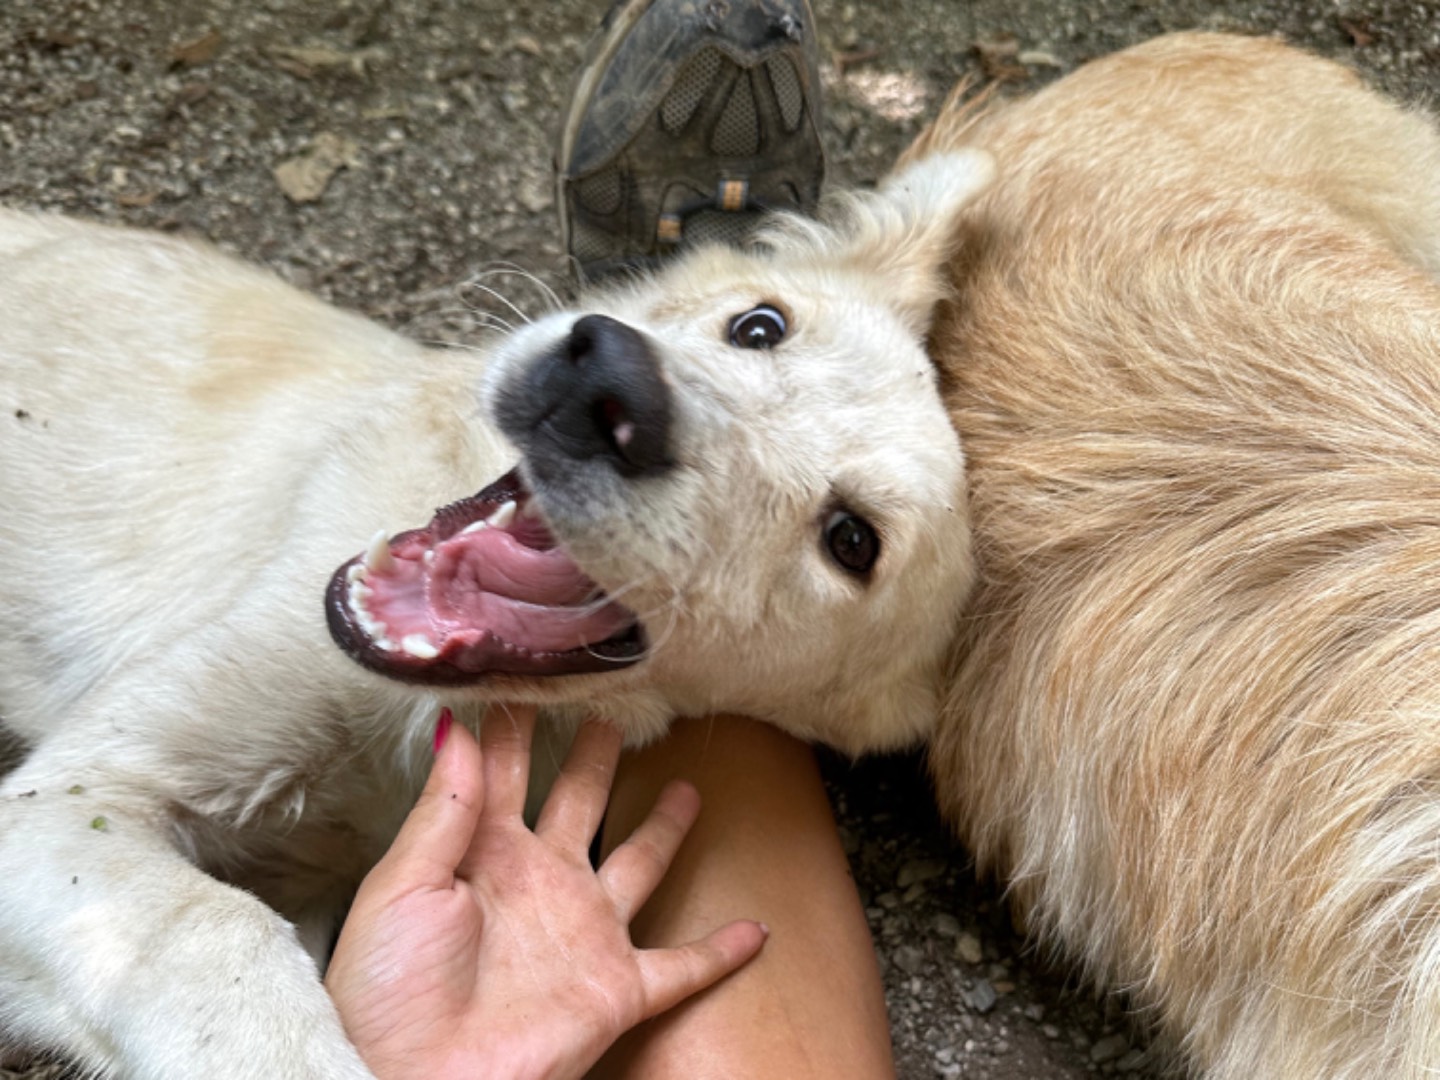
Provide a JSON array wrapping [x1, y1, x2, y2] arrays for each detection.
[[0, 150, 989, 1076]]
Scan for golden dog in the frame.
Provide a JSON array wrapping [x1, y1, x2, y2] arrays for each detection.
[[912, 32, 1440, 1079]]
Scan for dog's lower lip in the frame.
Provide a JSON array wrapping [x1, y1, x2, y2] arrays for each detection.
[[324, 468, 646, 684]]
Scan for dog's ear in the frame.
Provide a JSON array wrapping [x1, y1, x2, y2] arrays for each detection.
[[754, 148, 992, 334], [837, 149, 994, 336]]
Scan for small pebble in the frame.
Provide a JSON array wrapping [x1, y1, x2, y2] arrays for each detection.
[[964, 979, 998, 1015], [954, 932, 984, 965], [1090, 1033, 1130, 1064], [1116, 1048, 1150, 1073], [932, 913, 961, 937], [894, 945, 926, 975], [897, 858, 946, 888]]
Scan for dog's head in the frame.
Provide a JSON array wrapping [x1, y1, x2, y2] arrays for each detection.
[[328, 151, 990, 753]]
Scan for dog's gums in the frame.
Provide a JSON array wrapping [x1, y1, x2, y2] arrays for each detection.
[[326, 469, 645, 684]]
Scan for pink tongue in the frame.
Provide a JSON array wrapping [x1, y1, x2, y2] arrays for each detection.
[[433, 528, 599, 605], [377, 526, 633, 654]]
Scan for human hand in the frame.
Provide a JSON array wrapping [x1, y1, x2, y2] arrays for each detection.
[[325, 704, 767, 1080]]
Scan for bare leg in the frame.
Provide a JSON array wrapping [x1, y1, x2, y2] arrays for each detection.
[[592, 716, 895, 1079]]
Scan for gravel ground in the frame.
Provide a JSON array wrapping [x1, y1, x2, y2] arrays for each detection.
[[2, 1, 1437, 1077]]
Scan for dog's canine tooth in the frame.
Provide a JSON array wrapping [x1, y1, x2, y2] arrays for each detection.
[[400, 634, 439, 660], [486, 500, 518, 530], [459, 519, 488, 536], [363, 530, 394, 573], [345, 564, 365, 585]]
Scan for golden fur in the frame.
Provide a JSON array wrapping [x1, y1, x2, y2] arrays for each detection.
[[917, 33, 1440, 1077]]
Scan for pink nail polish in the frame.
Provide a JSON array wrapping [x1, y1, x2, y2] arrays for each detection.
[[434, 707, 454, 754]]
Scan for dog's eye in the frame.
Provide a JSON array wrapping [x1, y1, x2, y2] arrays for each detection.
[[728, 305, 787, 350], [823, 510, 879, 577]]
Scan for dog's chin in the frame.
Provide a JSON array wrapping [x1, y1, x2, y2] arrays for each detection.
[[325, 468, 647, 687]]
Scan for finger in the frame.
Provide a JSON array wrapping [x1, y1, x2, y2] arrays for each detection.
[[598, 780, 701, 922], [534, 719, 623, 853], [374, 708, 485, 891], [636, 920, 769, 1020], [479, 702, 537, 821]]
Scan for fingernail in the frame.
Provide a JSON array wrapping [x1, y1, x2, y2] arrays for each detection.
[[433, 707, 454, 754], [758, 922, 771, 938]]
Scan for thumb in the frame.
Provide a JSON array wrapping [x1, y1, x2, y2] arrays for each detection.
[[635, 920, 770, 1020]]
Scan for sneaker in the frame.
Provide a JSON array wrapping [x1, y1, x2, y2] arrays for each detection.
[[556, 0, 826, 282]]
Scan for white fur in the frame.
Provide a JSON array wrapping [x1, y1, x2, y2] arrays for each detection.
[[0, 149, 989, 1076]]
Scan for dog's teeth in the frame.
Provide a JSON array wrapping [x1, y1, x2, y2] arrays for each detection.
[[363, 530, 394, 573], [460, 520, 488, 536], [486, 500, 517, 529], [423, 550, 436, 566], [346, 564, 365, 584], [400, 634, 439, 660], [345, 572, 398, 652]]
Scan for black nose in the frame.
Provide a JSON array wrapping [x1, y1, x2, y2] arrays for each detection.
[[497, 314, 674, 477]]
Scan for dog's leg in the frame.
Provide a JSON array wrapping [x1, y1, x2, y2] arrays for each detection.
[[0, 762, 374, 1079]]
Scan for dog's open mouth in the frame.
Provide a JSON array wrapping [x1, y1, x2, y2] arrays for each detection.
[[325, 469, 645, 684]]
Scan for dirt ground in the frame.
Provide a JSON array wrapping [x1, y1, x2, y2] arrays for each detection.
[[2, 0, 1438, 1077]]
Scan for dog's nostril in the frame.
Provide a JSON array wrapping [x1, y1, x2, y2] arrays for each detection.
[[566, 321, 597, 366]]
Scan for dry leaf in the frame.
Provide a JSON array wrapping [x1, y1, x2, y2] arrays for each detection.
[[169, 29, 222, 68], [273, 133, 360, 204], [272, 56, 315, 80], [269, 44, 385, 77], [40, 28, 82, 49], [117, 192, 159, 208], [973, 32, 1027, 82], [1017, 49, 1063, 68], [835, 46, 881, 76], [1339, 16, 1374, 47]]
